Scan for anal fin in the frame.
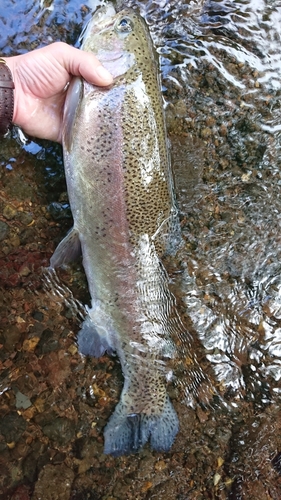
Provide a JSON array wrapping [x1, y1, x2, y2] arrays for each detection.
[[77, 315, 114, 357]]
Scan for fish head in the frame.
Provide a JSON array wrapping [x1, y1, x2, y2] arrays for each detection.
[[80, 3, 155, 80]]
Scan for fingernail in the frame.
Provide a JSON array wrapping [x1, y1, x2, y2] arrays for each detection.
[[96, 65, 113, 84]]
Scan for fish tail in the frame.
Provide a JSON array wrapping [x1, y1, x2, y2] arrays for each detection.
[[104, 395, 179, 456]]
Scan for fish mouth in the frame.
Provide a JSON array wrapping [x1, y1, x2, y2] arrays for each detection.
[[79, 3, 117, 45], [92, 3, 116, 25]]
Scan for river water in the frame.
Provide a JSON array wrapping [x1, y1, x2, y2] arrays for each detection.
[[1, 0, 281, 498]]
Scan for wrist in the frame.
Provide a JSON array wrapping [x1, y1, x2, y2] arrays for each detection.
[[0, 58, 14, 135]]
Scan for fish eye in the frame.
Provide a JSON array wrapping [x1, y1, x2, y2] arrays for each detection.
[[115, 16, 133, 34]]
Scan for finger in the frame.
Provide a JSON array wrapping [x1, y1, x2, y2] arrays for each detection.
[[53, 42, 113, 86]]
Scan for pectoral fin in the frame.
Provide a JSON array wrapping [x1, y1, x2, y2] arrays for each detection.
[[50, 227, 81, 268], [63, 76, 83, 151]]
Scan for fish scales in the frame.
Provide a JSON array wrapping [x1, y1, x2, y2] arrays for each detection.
[[51, 3, 180, 456]]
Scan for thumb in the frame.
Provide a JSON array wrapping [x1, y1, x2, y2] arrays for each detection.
[[54, 42, 113, 86]]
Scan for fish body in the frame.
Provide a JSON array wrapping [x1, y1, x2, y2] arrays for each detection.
[[51, 3, 180, 455]]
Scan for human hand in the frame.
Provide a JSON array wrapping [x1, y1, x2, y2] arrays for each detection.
[[3, 42, 113, 142]]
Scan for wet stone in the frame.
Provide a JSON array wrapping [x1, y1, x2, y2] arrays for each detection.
[[48, 201, 71, 220], [0, 220, 9, 241], [173, 99, 188, 118], [52, 451, 67, 464], [0, 412, 26, 444], [15, 390, 32, 410], [32, 463, 74, 500], [0, 440, 7, 453], [22, 445, 50, 483], [3, 325, 23, 351], [32, 310, 44, 322], [35, 328, 59, 354], [0, 463, 10, 490], [3, 204, 17, 220], [200, 126, 212, 139], [42, 416, 76, 447], [19, 265, 31, 277], [113, 479, 132, 499], [147, 478, 178, 499], [19, 227, 36, 245], [17, 211, 34, 225], [10, 484, 31, 500], [7, 233, 21, 249]]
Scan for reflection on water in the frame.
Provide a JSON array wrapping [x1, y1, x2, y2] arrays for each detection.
[[0, 0, 106, 54], [165, 0, 281, 405], [1, 0, 281, 497]]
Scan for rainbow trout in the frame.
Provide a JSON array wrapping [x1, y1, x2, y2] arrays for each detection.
[[51, 3, 180, 456]]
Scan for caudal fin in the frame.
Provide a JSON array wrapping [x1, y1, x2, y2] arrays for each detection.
[[104, 395, 179, 456]]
